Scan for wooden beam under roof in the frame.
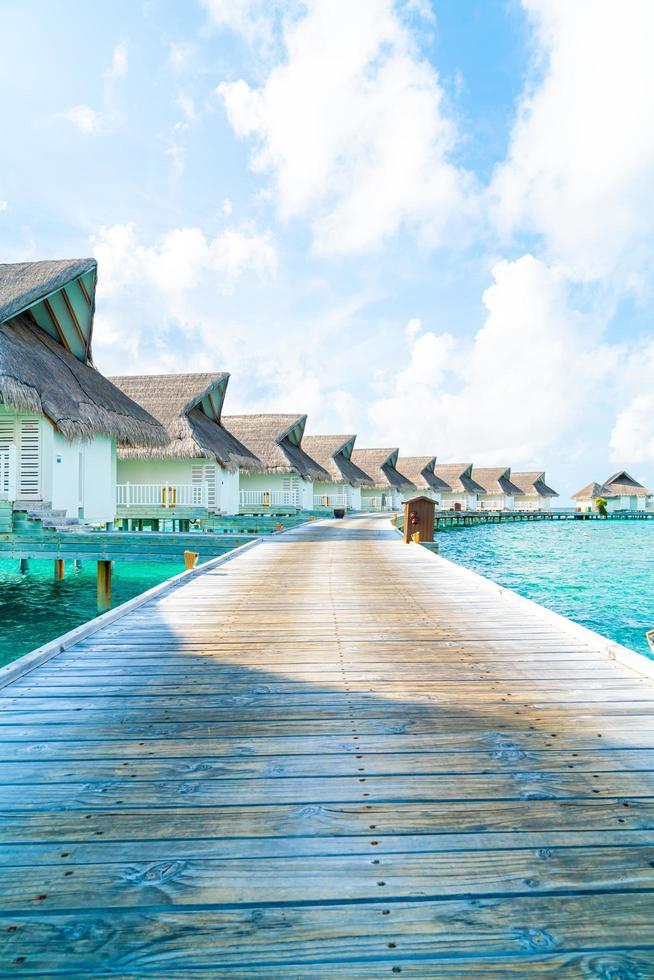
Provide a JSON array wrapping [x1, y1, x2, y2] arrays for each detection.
[[42, 298, 73, 354], [61, 286, 89, 356]]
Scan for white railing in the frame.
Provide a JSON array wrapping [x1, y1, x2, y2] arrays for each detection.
[[116, 483, 208, 509], [240, 489, 299, 508], [313, 494, 350, 508], [0, 446, 17, 502]]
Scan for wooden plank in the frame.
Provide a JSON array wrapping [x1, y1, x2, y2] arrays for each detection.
[[1, 893, 653, 973]]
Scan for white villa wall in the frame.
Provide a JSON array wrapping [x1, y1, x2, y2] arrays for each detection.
[[239, 470, 314, 511], [117, 457, 239, 514], [400, 487, 441, 507], [360, 486, 397, 511], [1, 407, 115, 523], [313, 481, 353, 507], [576, 495, 650, 513], [520, 497, 552, 512], [441, 492, 478, 512], [479, 494, 515, 512]]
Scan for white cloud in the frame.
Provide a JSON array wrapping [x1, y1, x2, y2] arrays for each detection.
[[369, 254, 616, 461], [0, 200, 7, 212], [110, 43, 128, 79], [93, 221, 276, 300], [218, 0, 470, 254], [222, 198, 234, 215], [168, 41, 194, 72], [201, 0, 282, 47], [610, 395, 654, 463], [63, 105, 104, 134], [491, 0, 654, 285]]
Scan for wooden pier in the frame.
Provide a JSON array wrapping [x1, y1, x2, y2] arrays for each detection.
[[1, 513, 654, 976], [429, 508, 654, 531]]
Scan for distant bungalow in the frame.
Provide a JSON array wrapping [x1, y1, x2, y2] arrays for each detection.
[[302, 435, 374, 511], [471, 467, 524, 512], [223, 414, 329, 513], [396, 456, 449, 507], [511, 471, 559, 512], [350, 448, 415, 511], [110, 373, 261, 518], [0, 259, 166, 525], [572, 471, 653, 513], [434, 463, 485, 511]]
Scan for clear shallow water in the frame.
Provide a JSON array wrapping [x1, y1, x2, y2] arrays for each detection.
[[0, 559, 187, 667], [437, 520, 654, 658]]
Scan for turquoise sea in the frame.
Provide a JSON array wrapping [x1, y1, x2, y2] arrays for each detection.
[[0, 558, 187, 668], [437, 519, 654, 658]]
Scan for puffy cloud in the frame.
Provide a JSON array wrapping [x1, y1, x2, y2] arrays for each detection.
[[610, 395, 654, 463], [93, 221, 277, 302], [369, 254, 616, 461], [63, 105, 104, 134], [491, 0, 654, 285], [201, 0, 283, 47], [218, 0, 470, 254]]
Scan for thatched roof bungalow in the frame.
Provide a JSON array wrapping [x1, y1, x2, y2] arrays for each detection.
[[511, 471, 559, 512], [434, 463, 486, 512], [110, 374, 262, 516], [572, 471, 652, 513], [471, 467, 525, 512], [223, 414, 330, 512], [0, 258, 166, 524], [397, 456, 449, 504], [302, 434, 374, 510], [350, 448, 415, 511]]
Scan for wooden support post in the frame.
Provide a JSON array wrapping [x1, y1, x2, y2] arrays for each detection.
[[54, 559, 65, 580], [151, 519, 159, 532], [19, 558, 29, 574], [184, 550, 199, 570], [97, 560, 112, 611]]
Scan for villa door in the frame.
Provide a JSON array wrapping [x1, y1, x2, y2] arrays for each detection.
[[0, 414, 41, 500], [192, 463, 217, 509]]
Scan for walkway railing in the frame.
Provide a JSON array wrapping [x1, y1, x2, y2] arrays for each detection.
[[312, 493, 350, 508], [116, 483, 208, 509], [240, 489, 299, 508], [0, 446, 17, 502]]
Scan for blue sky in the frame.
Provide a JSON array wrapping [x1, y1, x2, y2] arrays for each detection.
[[2, 0, 654, 501]]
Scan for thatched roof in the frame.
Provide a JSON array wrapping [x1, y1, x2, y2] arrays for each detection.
[[350, 448, 415, 491], [0, 317, 167, 445], [397, 456, 450, 492], [572, 481, 605, 501], [471, 467, 524, 497], [435, 463, 486, 495], [572, 471, 652, 501], [0, 258, 96, 324], [603, 471, 652, 497], [302, 434, 374, 487], [511, 471, 559, 499], [0, 257, 164, 446], [110, 374, 261, 470], [222, 414, 330, 481]]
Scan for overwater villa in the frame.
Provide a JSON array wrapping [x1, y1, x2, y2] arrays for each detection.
[[302, 434, 374, 511], [350, 448, 415, 511], [511, 471, 560, 512], [223, 414, 330, 513], [434, 463, 486, 511], [471, 467, 525, 512], [110, 373, 262, 521], [572, 471, 653, 513], [396, 456, 450, 506], [0, 259, 166, 527]]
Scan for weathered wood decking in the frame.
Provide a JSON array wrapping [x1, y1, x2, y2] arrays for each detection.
[[1, 513, 654, 977]]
